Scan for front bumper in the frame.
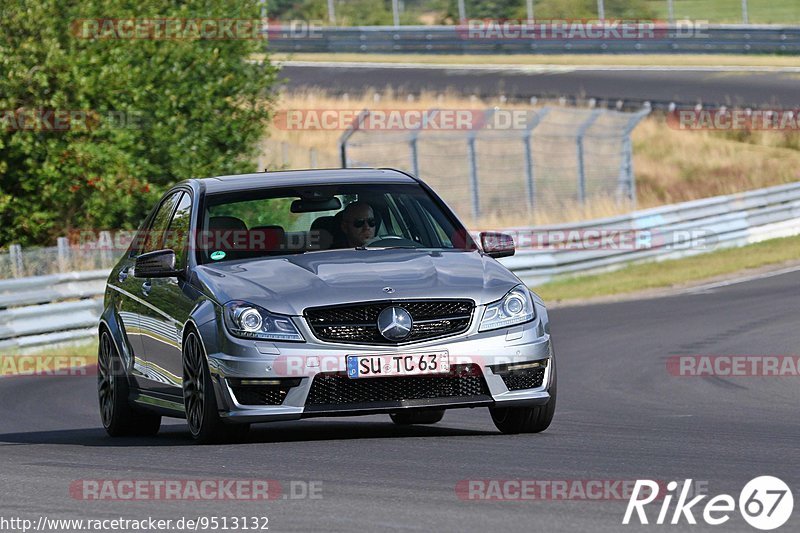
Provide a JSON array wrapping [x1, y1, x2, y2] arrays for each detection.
[[202, 314, 554, 424]]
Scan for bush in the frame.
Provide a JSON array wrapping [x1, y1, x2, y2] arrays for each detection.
[[0, 0, 277, 247]]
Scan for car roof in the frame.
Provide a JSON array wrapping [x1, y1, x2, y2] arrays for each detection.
[[195, 168, 418, 195]]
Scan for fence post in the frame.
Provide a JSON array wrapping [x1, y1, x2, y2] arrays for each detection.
[[339, 109, 370, 168], [57, 237, 71, 273], [392, 0, 400, 27], [409, 139, 419, 177], [467, 138, 480, 220], [618, 107, 651, 206], [281, 142, 289, 168], [522, 107, 551, 215], [465, 108, 496, 221], [575, 109, 602, 205], [408, 109, 438, 178], [327, 0, 336, 24], [9, 244, 23, 278], [99, 230, 114, 266]]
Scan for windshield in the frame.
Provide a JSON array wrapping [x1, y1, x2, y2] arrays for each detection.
[[197, 182, 476, 264]]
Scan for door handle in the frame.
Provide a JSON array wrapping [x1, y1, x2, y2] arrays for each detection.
[[141, 280, 151, 296]]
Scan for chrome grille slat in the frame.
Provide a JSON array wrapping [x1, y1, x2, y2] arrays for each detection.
[[304, 299, 474, 345]]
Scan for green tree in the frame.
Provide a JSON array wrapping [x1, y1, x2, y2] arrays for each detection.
[[0, 0, 277, 247]]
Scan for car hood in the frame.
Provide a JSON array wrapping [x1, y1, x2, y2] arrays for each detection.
[[195, 249, 521, 315]]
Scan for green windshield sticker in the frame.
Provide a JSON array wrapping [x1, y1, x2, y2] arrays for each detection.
[[210, 250, 226, 261]]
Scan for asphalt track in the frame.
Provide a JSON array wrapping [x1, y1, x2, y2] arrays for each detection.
[[279, 63, 800, 108], [1, 269, 799, 532]]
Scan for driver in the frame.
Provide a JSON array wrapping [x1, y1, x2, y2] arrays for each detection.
[[340, 201, 376, 247]]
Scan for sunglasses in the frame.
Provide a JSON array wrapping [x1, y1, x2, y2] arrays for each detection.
[[352, 218, 376, 228]]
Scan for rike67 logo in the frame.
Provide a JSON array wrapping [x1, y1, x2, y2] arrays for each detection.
[[624, 476, 793, 530]]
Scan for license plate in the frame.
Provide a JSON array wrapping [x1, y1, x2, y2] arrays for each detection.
[[346, 352, 449, 379]]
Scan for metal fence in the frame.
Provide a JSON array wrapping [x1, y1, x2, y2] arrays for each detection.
[[502, 182, 800, 285], [0, 234, 119, 280], [266, 24, 800, 55], [339, 105, 650, 221], [0, 270, 106, 350], [260, 139, 341, 172]]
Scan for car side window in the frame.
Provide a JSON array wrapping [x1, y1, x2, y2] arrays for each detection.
[[141, 192, 181, 255], [165, 193, 192, 269]]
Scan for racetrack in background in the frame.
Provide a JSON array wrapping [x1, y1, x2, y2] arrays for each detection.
[[279, 62, 800, 108]]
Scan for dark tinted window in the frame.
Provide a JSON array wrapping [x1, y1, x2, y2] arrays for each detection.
[[166, 193, 192, 269], [198, 183, 474, 264], [141, 192, 181, 255]]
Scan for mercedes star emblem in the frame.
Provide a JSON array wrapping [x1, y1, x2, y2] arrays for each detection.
[[377, 306, 413, 341]]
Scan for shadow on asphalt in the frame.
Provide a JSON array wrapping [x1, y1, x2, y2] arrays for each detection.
[[0, 419, 503, 447]]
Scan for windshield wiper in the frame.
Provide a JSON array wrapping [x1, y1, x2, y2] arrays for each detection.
[[357, 245, 421, 251]]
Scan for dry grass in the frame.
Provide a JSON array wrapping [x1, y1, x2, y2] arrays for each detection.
[[633, 117, 800, 207], [263, 90, 800, 226]]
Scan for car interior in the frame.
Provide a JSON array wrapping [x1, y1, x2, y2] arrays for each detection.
[[201, 201, 388, 262]]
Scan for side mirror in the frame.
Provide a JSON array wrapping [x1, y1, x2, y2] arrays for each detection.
[[134, 249, 180, 278], [480, 232, 515, 259]]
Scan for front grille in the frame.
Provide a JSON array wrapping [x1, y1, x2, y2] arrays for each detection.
[[490, 361, 548, 391], [228, 378, 301, 406], [304, 300, 474, 345], [305, 364, 490, 409]]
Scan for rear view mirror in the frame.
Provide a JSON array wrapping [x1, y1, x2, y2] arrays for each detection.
[[480, 232, 515, 259], [134, 249, 181, 278], [291, 197, 342, 213]]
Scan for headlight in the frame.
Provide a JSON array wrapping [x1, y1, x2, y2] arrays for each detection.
[[223, 301, 305, 342], [479, 285, 536, 332]]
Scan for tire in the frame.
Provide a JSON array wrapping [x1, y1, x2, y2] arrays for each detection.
[[390, 409, 445, 425], [489, 359, 557, 435], [182, 331, 250, 444], [98, 330, 161, 437]]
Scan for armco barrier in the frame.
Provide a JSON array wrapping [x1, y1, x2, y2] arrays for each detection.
[[0, 271, 107, 350], [266, 24, 800, 55], [3, 182, 800, 347], [498, 182, 800, 285]]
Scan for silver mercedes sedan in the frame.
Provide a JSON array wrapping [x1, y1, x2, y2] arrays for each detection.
[[98, 168, 556, 443]]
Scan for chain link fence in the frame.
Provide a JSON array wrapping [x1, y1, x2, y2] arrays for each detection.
[[340, 106, 650, 222], [0, 236, 120, 280]]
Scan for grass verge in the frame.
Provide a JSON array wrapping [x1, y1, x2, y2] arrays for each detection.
[[271, 53, 800, 69], [645, 0, 800, 25], [534, 234, 800, 304]]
